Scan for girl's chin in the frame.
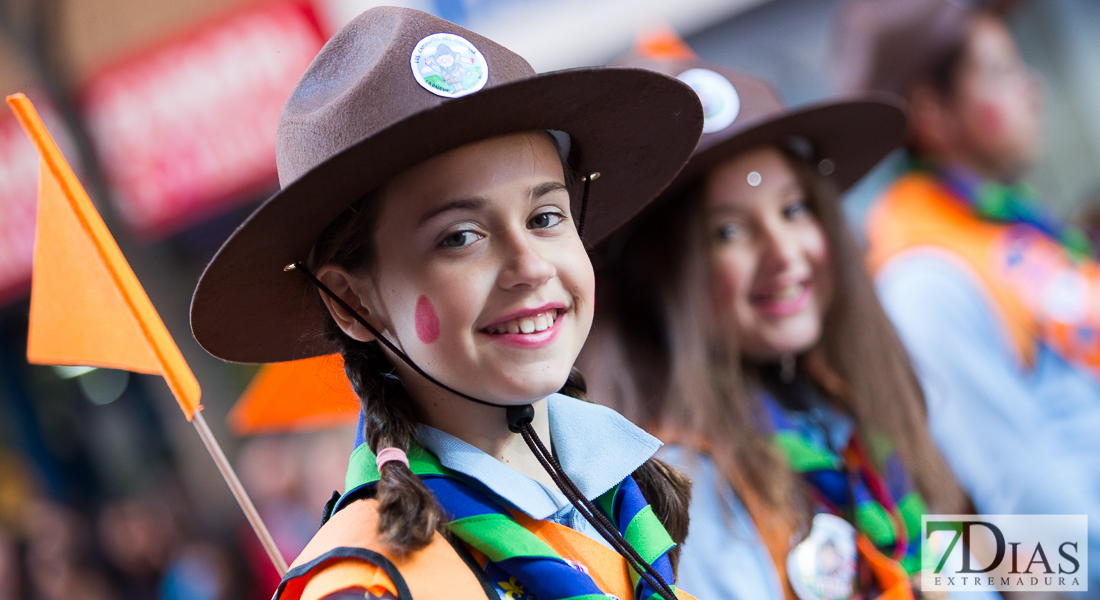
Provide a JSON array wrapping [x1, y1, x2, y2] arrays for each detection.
[[447, 365, 575, 403], [742, 325, 822, 360]]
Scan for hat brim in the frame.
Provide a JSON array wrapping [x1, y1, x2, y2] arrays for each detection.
[[673, 94, 906, 194], [191, 67, 702, 364]]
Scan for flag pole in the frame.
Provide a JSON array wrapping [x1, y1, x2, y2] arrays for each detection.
[[7, 92, 289, 578], [192, 411, 289, 575]]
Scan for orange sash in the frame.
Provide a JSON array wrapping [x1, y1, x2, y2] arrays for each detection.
[[867, 173, 1100, 375], [276, 499, 696, 600]]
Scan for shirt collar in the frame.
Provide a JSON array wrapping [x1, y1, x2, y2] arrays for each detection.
[[415, 393, 661, 520]]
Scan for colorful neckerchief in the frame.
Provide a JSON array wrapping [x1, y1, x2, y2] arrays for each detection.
[[759, 388, 927, 575], [336, 442, 677, 600], [912, 159, 1093, 260]]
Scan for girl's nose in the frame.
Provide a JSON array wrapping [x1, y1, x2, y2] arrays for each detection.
[[758, 222, 799, 273], [497, 231, 556, 290]]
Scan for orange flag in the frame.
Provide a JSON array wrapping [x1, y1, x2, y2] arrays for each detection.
[[229, 354, 359, 435], [8, 93, 202, 419]]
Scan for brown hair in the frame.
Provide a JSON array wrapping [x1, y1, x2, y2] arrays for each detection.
[[308, 133, 692, 565], [583, 146, 966, 534]]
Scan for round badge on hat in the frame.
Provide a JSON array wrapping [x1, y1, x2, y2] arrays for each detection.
[[411, 32, 489, 98], [787, 514, 858, 600], [676, 68, 740, 134]]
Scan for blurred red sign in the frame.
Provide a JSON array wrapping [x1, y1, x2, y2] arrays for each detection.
[[0, 97, 74, 307], [82, 0, 325, 237]]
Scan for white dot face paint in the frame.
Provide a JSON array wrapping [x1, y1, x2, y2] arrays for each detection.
[[747, 171, 762, 187]]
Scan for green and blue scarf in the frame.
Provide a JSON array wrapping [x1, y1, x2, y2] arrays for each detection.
[[335, 443, 677, 600], [761, 392, 927, 574]]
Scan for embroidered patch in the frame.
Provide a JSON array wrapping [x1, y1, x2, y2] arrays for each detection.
[[410, 32, 488, 98], [787, 514, 857, 600], [676, 68, 740, 134]]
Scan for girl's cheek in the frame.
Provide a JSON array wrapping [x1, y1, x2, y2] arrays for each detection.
[[710, 257, 742, 313], [415, 295, 441, 344], [975, 99, 1005, 137]]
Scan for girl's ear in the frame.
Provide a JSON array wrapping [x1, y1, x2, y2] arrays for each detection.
[[315, 264, 384, 342], [908, 83, 955, 154]]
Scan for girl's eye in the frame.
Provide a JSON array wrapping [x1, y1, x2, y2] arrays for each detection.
[[440, 230, 482, 248], [528, 211, 565, 230], [783, 201, 809, 220], [717, 223, 744, 241]]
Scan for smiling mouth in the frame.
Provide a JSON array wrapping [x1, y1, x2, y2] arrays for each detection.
[[481, 309, 563, 335], [751, 282, 807, 303], [750, 281, 812, 316]]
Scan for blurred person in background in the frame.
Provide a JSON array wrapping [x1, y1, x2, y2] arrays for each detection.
[[237, 436, 317, 595], [96, 489, 183, 600], [838, 0, 1100, 590], [580, 42, 975, 599], [236, 431, 351, 598], [23, 500, 113, 600], [0, 529, 16, 600]]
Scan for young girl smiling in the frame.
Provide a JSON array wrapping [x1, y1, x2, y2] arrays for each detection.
[[582, 51, 969, 600], [190, 7, 703, 600]]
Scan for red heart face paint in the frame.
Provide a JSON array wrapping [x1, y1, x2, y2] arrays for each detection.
[[415, 295, 441, 344]]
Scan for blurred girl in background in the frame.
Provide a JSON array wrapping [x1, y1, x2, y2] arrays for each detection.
[[582, 44, 969, 600]]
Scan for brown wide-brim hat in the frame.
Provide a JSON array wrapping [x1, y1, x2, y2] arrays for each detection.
[[620, 56, 906, 196], [190, 7, 704, 364]]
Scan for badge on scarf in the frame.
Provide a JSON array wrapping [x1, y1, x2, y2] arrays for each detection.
[[787, 514, 858, 600], [411, 33, 489, 98]]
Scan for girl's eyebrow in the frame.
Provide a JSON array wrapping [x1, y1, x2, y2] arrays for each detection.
[[417, 197, 487, 227], [530, 181, 567, 200]]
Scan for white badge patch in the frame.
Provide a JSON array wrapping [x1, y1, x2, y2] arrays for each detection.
[[677, 68, 740, 134], [410, 33, 488, 98], [787, 514, 858, 600]]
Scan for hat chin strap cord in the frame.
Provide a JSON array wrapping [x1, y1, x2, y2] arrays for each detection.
[[291, 263, 676, 600], [289, 182, 678, 600]]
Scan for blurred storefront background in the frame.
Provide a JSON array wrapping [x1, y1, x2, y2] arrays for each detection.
[[0, 0, 1098, 598]]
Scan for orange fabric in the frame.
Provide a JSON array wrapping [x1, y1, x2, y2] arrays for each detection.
[[866, 173, 1037, 365], [729, 475, 800, 600], [635, 25, 698, 61], [279, 499, 489, 600], [7, 94, 201, 418], [857, 534, 914, 600], [229, 355, 359, 435], [300, 560, 397, 600], [867, 173, 1100, 377], [280, 499, 697, 600]]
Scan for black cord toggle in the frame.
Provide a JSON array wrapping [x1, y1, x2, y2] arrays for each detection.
[[506, 404, 535, 433], [576, 172, 599, 240]]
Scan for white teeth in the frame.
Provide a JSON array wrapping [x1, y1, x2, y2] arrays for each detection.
[[765, 284, 801, 301], [486, 311, 559, 335], [519, 318, 535, 333]]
